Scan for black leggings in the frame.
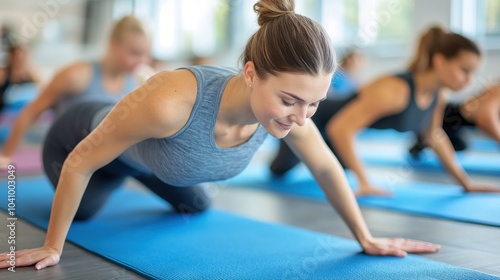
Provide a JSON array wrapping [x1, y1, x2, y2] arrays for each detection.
[[42, 101, 211, 221]]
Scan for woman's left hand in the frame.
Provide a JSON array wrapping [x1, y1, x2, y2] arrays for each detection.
[[464, 184, 500, 193], [362, 238, 440, 257]]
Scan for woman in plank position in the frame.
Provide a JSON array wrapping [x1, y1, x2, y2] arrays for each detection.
[[0, 0, 439, 270]]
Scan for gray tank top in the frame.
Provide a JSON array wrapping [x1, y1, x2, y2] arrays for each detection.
[[93, 66, 269, 186], [53, 61, 136, 117]]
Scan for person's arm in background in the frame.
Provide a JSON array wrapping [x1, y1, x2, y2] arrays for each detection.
[[286, 119, 440, 255], [326, 76, 410, 196], [424, 91, 500, 192], [473, 85, 500, 142], [0, 63, 91, 167]]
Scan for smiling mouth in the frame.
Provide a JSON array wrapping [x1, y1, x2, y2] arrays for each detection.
[[276, 120, 293, 130]]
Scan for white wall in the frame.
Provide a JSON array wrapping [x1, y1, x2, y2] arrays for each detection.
[[0, 0, 111, 80]]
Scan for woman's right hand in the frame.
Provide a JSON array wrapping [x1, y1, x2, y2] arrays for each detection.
[[0, 155, 12, 169], [355, 182, 393, 197], [0, 246, 60, 270]]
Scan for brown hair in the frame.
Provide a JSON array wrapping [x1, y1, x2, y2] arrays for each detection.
[[241, 0, 336, 79], [407, 25, 481, 72], [110, 15, 148, 42]]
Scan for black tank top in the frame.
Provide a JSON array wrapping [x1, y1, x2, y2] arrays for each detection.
[[313, 72, 439, 134]]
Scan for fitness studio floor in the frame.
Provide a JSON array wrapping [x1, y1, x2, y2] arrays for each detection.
[[0, 138, 499, 280]]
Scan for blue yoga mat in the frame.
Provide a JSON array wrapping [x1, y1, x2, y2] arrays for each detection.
[[357, 143, 500, 177], [0, 127, 8, 142], [225, 163, 500, 227], [357, 128, 499, 153], [0, 177, 496, 279]]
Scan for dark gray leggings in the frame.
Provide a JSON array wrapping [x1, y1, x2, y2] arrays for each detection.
[[42, 101, 211, 221]]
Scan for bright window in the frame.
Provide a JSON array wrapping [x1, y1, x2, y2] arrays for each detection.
[[451, 0, 500, 49], [321, 0, 413, 53]]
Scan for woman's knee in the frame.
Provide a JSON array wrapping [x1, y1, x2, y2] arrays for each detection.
[[173, 184, 212, 214]]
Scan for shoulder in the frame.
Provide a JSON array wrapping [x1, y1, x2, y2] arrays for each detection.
[[357, 74, 411, 109], [463, 84, 500, 112], [58, 61, 92, 80], [117, 69, 199, 138], [181, 65, 238, 80], [479, 84, 500, 103], [50, 61, 93, 93]]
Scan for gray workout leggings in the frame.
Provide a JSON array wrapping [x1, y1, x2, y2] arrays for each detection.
[[42, 101, 211, 221]]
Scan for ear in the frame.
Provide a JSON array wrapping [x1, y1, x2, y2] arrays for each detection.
[[243, 61, 256, 87], [432, 53, 446, 69]]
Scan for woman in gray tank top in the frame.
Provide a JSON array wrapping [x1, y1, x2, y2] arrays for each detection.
[[0, 0, 441, 271], [0, 15, 151, 168], [271, 25, 499, 197]]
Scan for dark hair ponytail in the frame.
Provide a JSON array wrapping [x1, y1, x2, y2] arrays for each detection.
[[407, 25, 480, 72]]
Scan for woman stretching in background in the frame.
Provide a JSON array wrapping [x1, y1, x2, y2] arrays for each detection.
[[0, 16, 151, 167], [270, 25, 499, 196]]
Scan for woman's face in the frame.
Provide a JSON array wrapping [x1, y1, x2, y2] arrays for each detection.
[[111, 33, 151, 72], [435, 50, 481, 91], [249, 69, 332, 139]]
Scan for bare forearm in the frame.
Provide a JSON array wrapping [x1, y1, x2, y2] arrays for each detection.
[[44, 165, 91, 254], [427, 129, 470, 188], [3, 108, 41, 156], [328, 127, 369, 185], [314, 158, 372, 245]]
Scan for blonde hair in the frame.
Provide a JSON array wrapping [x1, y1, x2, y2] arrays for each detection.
[[241, 0, 336, 79], [110, 15, 148, 42], [407, 25, 480, 72]]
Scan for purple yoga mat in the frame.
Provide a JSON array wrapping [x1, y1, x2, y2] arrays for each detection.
[[1, 148, 43, 175]]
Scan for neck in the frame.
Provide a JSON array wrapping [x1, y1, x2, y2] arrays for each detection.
[[413, 70, 442, 96], [218, 76, 257, 127], [101, 55, 125, 78], [8, 64, 29, 80]]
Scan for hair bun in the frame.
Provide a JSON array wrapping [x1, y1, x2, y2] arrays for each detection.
[[426, 25, 447, 38], [253, 0, 295, 26]]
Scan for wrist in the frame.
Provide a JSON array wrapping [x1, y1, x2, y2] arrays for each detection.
[[43, 242, 63, 255], [358, 235, 374, 249], [357, 176, 370, 187], [458, 177, 472, 190], [351, 227, 373, 248]]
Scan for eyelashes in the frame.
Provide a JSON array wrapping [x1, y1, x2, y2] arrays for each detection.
[[281, 99, 320, 108], [282, 99, 294, 107]]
